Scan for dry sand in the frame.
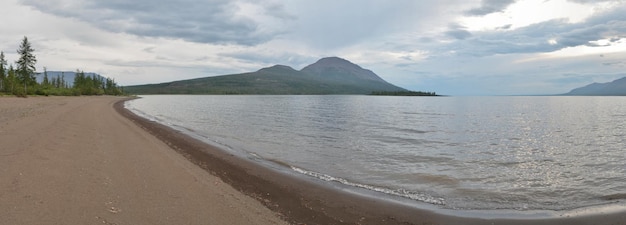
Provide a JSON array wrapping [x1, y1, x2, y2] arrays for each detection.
[[0, 96, 287, 225], [2, 96, 625, 225]]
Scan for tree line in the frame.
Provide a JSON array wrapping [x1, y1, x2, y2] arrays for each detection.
[[0, 36, 124, 97], [370, 91, 439, 96]]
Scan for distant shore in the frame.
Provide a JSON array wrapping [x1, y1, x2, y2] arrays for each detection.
[[369, 91, 439, 96]]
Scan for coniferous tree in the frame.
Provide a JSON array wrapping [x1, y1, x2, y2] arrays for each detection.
[[0, 51, 6, 92], [5, 38, 127, 96], [38, 67, 51, 95], [61, 73, 66, 89], [15, 36, 37, 95], [74, 70, 82, 94], [53, 76, 60, 88], [6, 65, 16, 94], [104, 77, 122, 95], [42, 67, 50, 87]]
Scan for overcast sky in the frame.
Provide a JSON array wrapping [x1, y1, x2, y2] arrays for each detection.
[[1, 0, 625, 95]]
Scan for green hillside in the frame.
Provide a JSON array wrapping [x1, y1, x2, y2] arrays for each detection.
[[125, 57, 408, 95]]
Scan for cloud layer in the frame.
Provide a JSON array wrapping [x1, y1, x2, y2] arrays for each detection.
[[3, 0, 625, 95], [22, 0, 293, 45], [465, 0, 517, 16]]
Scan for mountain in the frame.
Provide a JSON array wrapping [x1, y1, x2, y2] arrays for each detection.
[[125, 57, 408, 95], [35, 71, 104, 87], [302, 57, 387, 83], [564, 77, 626, 96]]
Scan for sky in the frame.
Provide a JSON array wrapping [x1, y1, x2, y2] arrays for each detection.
[[1, 0, 625, 95]]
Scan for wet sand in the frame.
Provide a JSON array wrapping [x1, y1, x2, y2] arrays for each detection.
[[1, 96, 625, 225]]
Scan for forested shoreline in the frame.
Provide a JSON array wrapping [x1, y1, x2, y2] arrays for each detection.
[[369, 91, 439, 96], [0, 36, 124, 97]]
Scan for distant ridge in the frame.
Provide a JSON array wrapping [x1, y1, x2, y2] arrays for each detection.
[[125, 57, 409, 95], [564, 77, 626, 96], [35, 71, 104, 87]]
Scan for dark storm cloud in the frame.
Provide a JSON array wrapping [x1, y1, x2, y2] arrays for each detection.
[[465, 0, 517, 16], [21, 0, 293, 46]]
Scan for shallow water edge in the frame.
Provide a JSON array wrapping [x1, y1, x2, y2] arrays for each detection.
[[121, 97, 626, 224]]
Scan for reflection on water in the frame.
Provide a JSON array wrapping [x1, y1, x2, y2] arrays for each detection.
[[127, 95, 626, 210]]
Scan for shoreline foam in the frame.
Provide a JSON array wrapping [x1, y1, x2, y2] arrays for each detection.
[[117, 98, 626, 225]]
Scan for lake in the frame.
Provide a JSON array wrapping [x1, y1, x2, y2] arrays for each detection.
[[125, 95, 626, 211]]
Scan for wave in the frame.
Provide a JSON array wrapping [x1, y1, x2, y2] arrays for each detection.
[[290, 166, 446, 206]]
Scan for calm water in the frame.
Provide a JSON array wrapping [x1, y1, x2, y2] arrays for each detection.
[[126, 95, 626, 211]]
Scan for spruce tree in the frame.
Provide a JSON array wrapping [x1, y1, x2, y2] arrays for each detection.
[[53, 76, 60, 88], [61, 73, 66, 89], [7, 65, 16, 94], [42, 67, 50, 87], [15, 36, 37, 95], [0, 51, 6, 92]]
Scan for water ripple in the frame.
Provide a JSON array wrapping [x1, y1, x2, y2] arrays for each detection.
[[127, 95, 626, 211]]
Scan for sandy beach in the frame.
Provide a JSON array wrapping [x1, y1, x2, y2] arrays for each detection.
[[0, 96, 287, 225], [1, 96, 625, 225]]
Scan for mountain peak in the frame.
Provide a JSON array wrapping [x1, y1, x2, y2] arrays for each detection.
[[257, 65, 297, 73], [309, 57, 361, 70], [301, 56, 387, 83], [316, 56, 352, 64]]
